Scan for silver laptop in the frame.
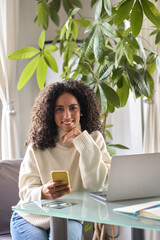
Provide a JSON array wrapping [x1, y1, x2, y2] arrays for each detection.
[[90, 153, 160, 202]]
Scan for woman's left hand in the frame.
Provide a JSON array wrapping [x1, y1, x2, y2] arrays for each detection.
[[62, 127, 81, 144]]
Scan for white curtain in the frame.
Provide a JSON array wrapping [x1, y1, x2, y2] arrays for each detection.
[[142, 0, 160, 153], [142, 2, 160, 240], [143, 71, 160, 153], [0, 0, 20, 159]]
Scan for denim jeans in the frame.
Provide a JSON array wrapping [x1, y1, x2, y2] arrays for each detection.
[[10, 212, 82, 240]]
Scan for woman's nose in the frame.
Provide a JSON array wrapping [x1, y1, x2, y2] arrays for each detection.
[[63, 108, 71, 118]]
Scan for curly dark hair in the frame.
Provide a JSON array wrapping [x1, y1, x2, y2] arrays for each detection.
[[25, 79, 102, 150]]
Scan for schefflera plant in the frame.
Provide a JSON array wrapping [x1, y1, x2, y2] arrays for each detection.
[[8, 30, 58, 90]]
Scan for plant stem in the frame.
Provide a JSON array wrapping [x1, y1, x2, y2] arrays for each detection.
[[102, 111, 109, 138]]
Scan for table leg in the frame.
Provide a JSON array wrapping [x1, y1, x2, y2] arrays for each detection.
[[50, 216, 68, 240], [131, 228, 145, 240]]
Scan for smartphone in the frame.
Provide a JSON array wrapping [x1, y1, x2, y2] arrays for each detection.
[[50, 170, 71, 194]]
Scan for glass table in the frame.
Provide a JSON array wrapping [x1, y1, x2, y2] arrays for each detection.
[[12, 191, 160, 240]]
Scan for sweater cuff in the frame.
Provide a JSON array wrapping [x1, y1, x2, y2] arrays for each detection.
[[30, 186, 43, 201], [73, 130, 94, 152]]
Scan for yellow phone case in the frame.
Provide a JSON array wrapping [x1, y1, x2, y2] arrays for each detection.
[[50, 170, 71, 194]]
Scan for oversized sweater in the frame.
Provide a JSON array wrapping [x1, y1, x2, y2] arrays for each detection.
[[17, 128, 111, 230]]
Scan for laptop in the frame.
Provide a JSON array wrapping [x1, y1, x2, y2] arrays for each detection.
[[90, 152, 160, 202]]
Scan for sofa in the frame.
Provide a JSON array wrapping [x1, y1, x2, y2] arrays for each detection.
[[0, 159, 93, 240], [0, 159, 22, 240]]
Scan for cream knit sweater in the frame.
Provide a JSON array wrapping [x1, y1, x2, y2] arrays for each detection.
[[17, 128, 111, 230]]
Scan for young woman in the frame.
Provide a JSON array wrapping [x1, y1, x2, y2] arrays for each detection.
[[10, 79, 111, 240]]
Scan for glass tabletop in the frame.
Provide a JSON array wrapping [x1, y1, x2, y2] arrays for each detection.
[[12, 191, 160, 231]]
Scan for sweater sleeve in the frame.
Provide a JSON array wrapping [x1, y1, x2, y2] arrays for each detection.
[[73, 130, 111, 191], [19, 146, 42, 203]]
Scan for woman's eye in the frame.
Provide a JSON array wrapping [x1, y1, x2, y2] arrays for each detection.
[[55, 107, 63, 112], [70, 106, 77, 111]]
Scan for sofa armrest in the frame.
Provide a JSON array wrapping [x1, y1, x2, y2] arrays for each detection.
[[0, 159, 22, 235]]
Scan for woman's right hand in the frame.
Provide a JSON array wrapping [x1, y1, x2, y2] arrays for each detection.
[[41, 180, 71, 199]]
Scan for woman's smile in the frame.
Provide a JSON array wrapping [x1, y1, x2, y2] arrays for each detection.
[[54, 92, 81, 132]]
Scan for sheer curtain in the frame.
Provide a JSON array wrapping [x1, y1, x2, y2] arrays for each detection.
[[142, 1, 160, 239], [142, 0, 160, 154], [0, 0, 20, 159], [143, 72, 160, 153]]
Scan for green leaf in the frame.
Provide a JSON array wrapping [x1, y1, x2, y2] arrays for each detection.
[[39, 30, 45, 50], [155, 32, 160, 45], [106, 124, 113, 128], [60, 24, 67, 40], [44, 52, 58, 72], [44, 44, 58, 53], [104, 0, 112, 16], [131, 0, 143, 37], [17, 55, 40, 90], [128, 68, 149, 97], [97, 85, 107, 115], [50, 9, 60, 26], [101, 83, 120, 107], [84, 223, 94, 232], [147, 60, 156, 75], [106, 145, 116, 156], [101, 22, 118, 38], [62, 0, 72, 14], [117, 76, 129, 107], [115, 41, 124, 68], [123, 27, 131, 38], [66, 20, 72, 39], [105, 129, 113, 140], [94, 26, 105, 62], [49, 0, 61, 12], [72, 20, 78, 40], [141, 0, 160, 28], [37, 2, 50, 30], [115, 0, 134, 26], [69, 0, 82, 8], [63, 41, 76, 67], [70, 8, 80, 16], [126, 39, 140, 49], [37, 3, 43, 27], [85, 21, 97, 33], [146, 52, 156, 64], [36, 55, 48, 90], [82, 31, 95, 58], [75, 19, 91, 28], [124, 43, 134, 66], [150, 29, 159, 36], [133, 55, 144, 65], [112, 68, 123, 85], [95, 0, 102, 20], [145, 70, 154, 99], [107, 101, 115, 113], [99, 63, 114, 80], [109, 144, 129, 149], [8, 47, 40, 60], [91, 0, 97, 8]]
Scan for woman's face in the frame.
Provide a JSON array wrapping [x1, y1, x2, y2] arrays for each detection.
[[54, 92, 81, 132]]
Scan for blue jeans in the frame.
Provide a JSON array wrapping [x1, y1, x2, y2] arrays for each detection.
[[10, 212, 82, 240]]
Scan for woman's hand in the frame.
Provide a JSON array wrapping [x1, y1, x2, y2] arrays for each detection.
[[62, 127, 81, 144], [41, 180, 71, 199]]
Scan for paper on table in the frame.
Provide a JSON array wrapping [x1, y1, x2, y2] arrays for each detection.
[[113, 200, 160, 220]]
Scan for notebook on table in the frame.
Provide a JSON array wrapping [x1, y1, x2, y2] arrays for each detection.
[[90, 153, 160, 202]]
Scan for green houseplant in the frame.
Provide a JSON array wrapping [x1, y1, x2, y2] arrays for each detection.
[[8, 0, 160, 155]]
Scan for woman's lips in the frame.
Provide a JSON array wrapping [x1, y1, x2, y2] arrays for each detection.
[[62, 120, 73, 125]]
